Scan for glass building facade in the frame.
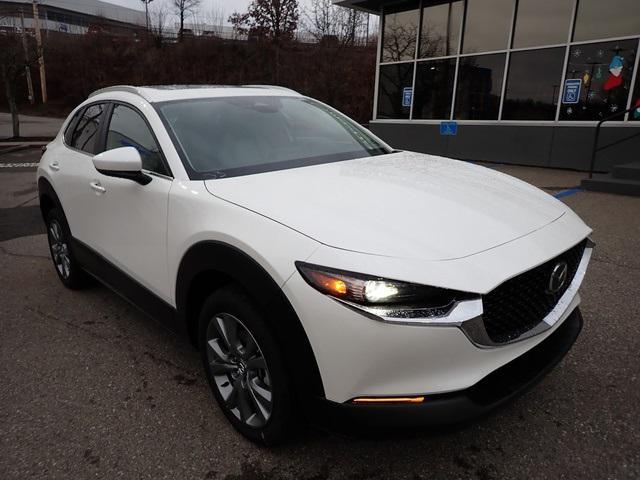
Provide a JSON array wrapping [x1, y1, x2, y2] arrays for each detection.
[[376, 0, 640, 123], [335, 0, 640, 171]]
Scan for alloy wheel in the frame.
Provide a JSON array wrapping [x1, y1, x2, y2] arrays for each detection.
[[48, 220, 71, 279], [205, 312, 273, 427]]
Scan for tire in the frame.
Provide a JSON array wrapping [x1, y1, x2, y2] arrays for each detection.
[[45, 208, 89, 289], [198, 285, 295, 445]]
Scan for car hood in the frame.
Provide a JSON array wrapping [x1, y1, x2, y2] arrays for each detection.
[[204, 152, 568, 261]]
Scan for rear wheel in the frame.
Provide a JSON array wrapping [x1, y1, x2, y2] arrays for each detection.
[[198, 286, 294, 445], [45, 208, 89, 289]]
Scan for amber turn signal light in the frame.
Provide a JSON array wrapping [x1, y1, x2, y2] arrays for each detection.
[[351, 396, 425, 404]]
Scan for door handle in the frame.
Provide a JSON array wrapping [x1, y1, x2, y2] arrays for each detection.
[[49, 161, 60, 171], [90, 181, 106, 194]]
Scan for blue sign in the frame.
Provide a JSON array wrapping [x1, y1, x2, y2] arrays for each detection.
[[440, 121, 458, 136], [402, 87, 413, 108], [563, 79, 581, 104]]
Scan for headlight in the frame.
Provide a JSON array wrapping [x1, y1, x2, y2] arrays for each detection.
[[296, 262, 477, 319]]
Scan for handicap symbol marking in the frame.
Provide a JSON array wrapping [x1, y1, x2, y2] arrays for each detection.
[[402, 87, 413, 108], [563, 79, 581, 104], [440, 121, 458, 136]]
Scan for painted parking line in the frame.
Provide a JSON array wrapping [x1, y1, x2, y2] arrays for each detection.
[[554, 187, 584, 199], [0, 163, 39, 168]]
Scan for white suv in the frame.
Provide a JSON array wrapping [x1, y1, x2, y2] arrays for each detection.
[[38, 85, 593, 444]]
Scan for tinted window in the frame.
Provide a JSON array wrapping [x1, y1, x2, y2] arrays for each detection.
[[502, 47, 565, 120], [158, 97, 390, 178], [377, 63, 415, 119], [454, 53, 506, 119], [419, 0, 463, 58], [413, 58, 456, 119], [63, 110, 82, 145], [462, 0, 514, 54], [559, 40, 637, 121], [512, 0, 573, 49], [382, 1, 420, 62], [70, 104, 106, 154], [573, 0, 640, 42], [107, 105, 167, 175]]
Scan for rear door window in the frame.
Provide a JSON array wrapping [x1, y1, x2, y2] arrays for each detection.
[[70, 103, 107, 154]]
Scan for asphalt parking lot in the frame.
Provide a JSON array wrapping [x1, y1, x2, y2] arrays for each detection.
[[1, 147, 639, 480]]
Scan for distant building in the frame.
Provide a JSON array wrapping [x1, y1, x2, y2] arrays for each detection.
[[0, 0, 146, 36]]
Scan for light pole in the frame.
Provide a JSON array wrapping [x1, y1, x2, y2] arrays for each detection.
[[141, 0, 155, 32]]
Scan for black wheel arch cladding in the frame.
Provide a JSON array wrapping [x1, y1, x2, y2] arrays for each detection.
[[38, 177, 64, 221], [176, 240, 325, 400]]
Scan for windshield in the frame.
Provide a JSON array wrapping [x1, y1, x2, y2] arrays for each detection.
[[157, 96, 391, 179]]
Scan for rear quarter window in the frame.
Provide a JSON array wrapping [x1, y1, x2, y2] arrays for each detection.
[[63, 110, 81, 145]]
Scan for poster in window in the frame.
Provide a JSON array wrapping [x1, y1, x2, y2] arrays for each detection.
[[560, 40, 637, 121]]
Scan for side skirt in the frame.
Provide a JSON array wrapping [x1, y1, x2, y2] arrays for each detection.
[[71, 237, 182, 335]]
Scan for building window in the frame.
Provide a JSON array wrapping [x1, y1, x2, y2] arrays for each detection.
[[511, 0, 573, 49], [377, 63, 415, 119], [573, 0, 640, 43], [413, 58, 457, 119], [502, 47, 566, 120], [462, 0, 514, 54], [560, 40, 637, 121], [454, 53, 506, 119], [419, 0, 464, 58], [631, 73, 640, 121], [382, 1, 420, 63]]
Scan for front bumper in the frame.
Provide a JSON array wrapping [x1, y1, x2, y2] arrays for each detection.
[[283, 266, 583, 403], [311, 308, 582, 429]]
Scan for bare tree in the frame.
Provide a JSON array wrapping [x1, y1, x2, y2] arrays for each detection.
[[1, 24, 36, 138], [191, 2, 225, 37], [230, 0, 299, 43], [382, 16, 418, 62], [173, 0, 201, 40], [303, 0, 369, 45], [149, 2, 169, 44]]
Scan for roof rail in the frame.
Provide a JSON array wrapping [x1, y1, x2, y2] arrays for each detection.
[[243, 85, 300, 95], [89, 85, 141, 98]]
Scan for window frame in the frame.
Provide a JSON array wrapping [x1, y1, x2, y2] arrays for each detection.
[[105, 102, 173, 179], [374, 0, 640, 125], [64, 101, 110, 156]]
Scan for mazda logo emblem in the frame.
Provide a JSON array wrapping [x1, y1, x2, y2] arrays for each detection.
[[548, 261, 569, 294]]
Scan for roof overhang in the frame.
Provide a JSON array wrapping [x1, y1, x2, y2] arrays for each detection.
[[332, 1, 381, 15]]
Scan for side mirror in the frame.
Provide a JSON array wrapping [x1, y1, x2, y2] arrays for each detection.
[[92, 147, 152, 185]]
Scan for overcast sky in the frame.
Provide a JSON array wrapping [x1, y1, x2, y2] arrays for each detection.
[[106, 0, 314, 24]]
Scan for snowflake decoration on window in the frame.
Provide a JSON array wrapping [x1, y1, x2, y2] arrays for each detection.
[[588, 91, 596, 100], [610, 104, 619, 113], [573, 48, 582, 58], [597, 49, 605, 57], [566, 107, 573, 115]]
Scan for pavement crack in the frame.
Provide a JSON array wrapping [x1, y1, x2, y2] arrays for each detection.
[[591, 256, 640, 272], [26, 306, 113, 342], [14, 194, 39, 207], [0, 244, 49, 259]]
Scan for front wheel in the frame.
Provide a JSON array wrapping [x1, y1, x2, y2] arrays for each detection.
[[198, 286, 295, 445]]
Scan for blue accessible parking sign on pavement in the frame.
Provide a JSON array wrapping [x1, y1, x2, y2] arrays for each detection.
[[563, 79, 581, 104], [440, 121, 458, 136]]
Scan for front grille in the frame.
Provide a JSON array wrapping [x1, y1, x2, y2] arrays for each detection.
[[482, 240, 587, 344]]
